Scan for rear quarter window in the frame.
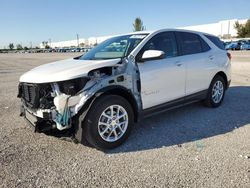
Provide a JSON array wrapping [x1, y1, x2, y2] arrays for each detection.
[[205, 35, 225, 50]]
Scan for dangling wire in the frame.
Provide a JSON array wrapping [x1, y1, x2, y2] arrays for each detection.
[[56, 96, 71, 127]]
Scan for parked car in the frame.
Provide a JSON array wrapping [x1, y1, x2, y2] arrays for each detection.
[[18, 29, 231, 150], [58, 48, 70, 53], [80, 48, 88, 52], [223, 41, 231, 47], [70, 47, 81, 52], [240, 42, 250, 50], [225, 42, 241, 50]]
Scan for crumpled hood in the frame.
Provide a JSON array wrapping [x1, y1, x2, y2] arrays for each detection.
[[19, 58, 121, 83]]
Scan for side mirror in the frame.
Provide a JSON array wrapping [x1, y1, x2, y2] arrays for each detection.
[[141, 50, 165, 61]]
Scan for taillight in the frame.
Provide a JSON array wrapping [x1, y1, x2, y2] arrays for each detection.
[[227, 52, 231, 60]]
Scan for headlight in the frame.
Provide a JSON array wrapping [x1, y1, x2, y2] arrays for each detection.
[[58, 77, 89, 95]]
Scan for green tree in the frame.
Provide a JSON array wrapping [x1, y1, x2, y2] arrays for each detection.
[[24, 46, 29, 50], [45, 45, 50, 49], [16, 44, 23, 50], [42, 41, 50, 48], [79, 42, 85, 47], [133, 17, 146, 31], [234, 19, 250, 38], [9, 43, 14, 50]]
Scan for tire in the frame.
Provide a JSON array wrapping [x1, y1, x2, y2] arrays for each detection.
[[81, 95, 134, 150], [204, 75, 226, 108]]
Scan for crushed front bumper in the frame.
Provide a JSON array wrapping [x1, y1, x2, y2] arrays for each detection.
[[20, 104, 56, 132]]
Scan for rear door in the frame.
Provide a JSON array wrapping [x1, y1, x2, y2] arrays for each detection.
[[175, 31, 214, 95]]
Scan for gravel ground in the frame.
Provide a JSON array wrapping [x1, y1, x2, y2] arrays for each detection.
[[0, 51, 249, 187]]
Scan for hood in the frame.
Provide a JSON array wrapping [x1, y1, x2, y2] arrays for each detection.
[[19, 58, 121, 83]]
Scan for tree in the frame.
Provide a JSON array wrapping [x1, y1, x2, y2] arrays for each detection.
[[9, 43, 14, 50], [42, 41, 50, 48], [234, 19, 250, 38], [16, 44, 23, 50], [79, 42, 85, 47], [24, 46, 29, 50], [45, 45, 50, 49], [41, 41, 50, 49], [133, 17, 146, 31]]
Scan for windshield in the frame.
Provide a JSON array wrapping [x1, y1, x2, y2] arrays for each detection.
[[80, 34, 148, 60]]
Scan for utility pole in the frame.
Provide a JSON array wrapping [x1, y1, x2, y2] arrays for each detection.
[[228, 21, 230, 39], [220, 23, 223, 38], [76, 34, 79, 47], [48, 38, 51, 48]]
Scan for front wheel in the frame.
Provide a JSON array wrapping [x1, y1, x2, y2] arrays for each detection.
[[204, 75, 226, 108], [82, 95, 134, 150]]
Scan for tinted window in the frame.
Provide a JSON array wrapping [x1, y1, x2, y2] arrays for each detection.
[[142, 32, 178, 58], [200, 37, 211, 52], [177, 32, 209, 55], [205, 35, 225, 50]]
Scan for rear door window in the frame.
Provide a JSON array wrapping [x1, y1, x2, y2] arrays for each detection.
[[176, 32, 210, 55]]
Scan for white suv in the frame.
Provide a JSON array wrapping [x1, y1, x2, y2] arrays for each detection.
[[18, 29, 231, 149]]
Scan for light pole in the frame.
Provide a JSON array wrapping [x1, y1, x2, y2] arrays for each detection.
[[76, 34, 79, 47], [48, 38, 51, 48]]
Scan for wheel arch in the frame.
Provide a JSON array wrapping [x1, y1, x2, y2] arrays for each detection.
[[94, 85, 139, 122], [213, 71, 228, 89], [73, 85, 140, 142], [75, 85, 139, 124]]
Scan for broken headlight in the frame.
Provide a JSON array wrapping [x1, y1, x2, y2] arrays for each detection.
[[58, 77, 89, 96]]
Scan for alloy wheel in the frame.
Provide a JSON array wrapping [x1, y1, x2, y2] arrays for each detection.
[[98, 105, 128, 142]]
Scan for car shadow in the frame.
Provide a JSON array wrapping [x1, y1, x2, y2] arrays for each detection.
[[108, 86, 250, 154]]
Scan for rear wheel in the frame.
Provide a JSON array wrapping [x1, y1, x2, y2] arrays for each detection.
[[204, 75, 226, 108], [82, 95, 134, 150]]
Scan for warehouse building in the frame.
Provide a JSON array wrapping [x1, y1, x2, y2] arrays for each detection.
[[40, 18, 247, 48], [179, 18, 247, 38]]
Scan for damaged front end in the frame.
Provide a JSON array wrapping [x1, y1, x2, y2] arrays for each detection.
[[18, 55, 142, 133]]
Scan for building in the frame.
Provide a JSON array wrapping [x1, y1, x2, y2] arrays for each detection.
[[180, 18, 247, 39], [43, 38, 86, 48], [40, 36, 112, 48], [40, 18, 248, 48]]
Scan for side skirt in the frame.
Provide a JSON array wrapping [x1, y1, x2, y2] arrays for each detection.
[[141, 90, 208, 118]]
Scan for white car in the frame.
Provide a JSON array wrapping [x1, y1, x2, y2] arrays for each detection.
[[18, 29, 231, 149]]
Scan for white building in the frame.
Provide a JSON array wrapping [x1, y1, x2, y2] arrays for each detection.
[[40, 18, 248, 48], [180, 18, 247, 38], [40, 36, 112, 48], [42, 38, 86, 48]]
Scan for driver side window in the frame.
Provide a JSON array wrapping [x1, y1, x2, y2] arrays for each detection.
[[141, 32, 178, 58]]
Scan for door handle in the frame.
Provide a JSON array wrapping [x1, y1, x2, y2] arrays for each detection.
[[175, 61, 182, 66], [208, 55, 214, 60]]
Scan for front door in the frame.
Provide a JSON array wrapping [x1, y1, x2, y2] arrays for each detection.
[[137, 32, 186, 109]]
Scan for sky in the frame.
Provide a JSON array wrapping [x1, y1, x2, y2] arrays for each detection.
[[0, 0, 249, 49]]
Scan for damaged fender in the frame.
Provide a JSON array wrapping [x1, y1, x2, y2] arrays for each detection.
[[52, 54, 142, 130]]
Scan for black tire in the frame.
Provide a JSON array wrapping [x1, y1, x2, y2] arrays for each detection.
[[81, 95, 134, 150], [204, 75, 226, 108]]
